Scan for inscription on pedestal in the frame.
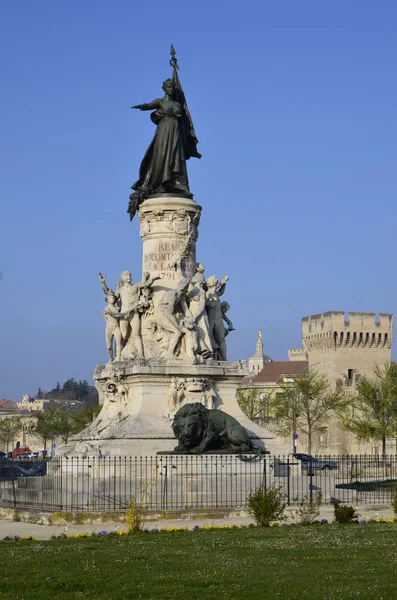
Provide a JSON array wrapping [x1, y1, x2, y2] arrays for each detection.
[[144, 240, 184, 273], [139, 198, 200, 286], [143, 238, 196, 283]]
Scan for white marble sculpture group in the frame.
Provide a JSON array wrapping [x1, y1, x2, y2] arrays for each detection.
[[99, 263, 235, 365]]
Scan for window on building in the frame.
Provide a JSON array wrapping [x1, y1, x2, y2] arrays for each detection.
[[318, 427, 328, 448], [347, 369, 353, 380]]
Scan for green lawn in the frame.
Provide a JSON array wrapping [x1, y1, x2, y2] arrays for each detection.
[[0, 525, 397, 599]]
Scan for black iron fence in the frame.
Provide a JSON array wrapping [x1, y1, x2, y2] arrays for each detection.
[[0, 455, 396, 513]]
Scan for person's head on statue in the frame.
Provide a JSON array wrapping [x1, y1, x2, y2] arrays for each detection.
[[106, 292, 117, 305], [121, 270, 132, 284], [206, 275, 218, 290], [162, 78, 174, 97], [221, 301, 230, 314], [191, 272, 205, 287]]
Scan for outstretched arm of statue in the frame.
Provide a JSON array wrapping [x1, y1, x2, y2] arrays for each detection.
[[105, 309, 130, 321], [99, 273, 111, 296], [131, 99, 161, 111], [217, 276, 229, 297], [143, 274, 162, 288]]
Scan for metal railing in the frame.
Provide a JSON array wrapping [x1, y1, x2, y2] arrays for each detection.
[[0, 455, 396, 513]]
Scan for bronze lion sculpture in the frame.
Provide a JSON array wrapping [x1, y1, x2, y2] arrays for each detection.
[[172, 402, 263, 454]]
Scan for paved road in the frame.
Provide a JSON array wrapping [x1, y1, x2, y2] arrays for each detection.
[[0, 516, 255, 540]]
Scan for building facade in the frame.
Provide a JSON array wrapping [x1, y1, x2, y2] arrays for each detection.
[[240, 312, 394, 455]]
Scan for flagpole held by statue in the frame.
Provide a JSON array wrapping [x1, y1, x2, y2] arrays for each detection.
[[128, 45, 201, 221]]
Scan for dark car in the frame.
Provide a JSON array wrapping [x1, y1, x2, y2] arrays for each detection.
[[0, 457, 47, 481], [0, 451, 6, 458], [292, 453, 338, 475]]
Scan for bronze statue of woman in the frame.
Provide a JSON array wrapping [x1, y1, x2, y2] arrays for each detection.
[[128, 48, 201, 220]]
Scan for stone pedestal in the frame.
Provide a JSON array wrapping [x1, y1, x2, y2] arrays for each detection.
[[59, 194, 285, 458], [60, 359, 277, 457], [139, 195, 201, 287]]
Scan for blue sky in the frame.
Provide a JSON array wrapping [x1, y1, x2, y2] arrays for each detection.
[[1, 1, 396, 400]]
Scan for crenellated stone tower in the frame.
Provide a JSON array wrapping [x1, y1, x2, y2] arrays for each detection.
[[302, 311, 393, 387], [287, 348, 308, 362], [292, 311, 394, 453]]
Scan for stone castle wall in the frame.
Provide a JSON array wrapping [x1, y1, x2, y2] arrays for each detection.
[[288, 348, 308, 362], [302, 311, 393, 384], [301, 311, 394, 454]]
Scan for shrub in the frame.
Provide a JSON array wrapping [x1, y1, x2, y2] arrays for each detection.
[[126, 497, 145, 533], [294, 492, 323, 525], [333, 503, 358, 524], [247, 484, 286, 527], [391, 486, 397, 517]]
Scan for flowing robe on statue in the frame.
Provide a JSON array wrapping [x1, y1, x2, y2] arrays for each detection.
[[132, 99, 191, 197]]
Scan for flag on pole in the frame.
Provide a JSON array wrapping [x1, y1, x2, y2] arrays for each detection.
[[170, 45, 201, 160]]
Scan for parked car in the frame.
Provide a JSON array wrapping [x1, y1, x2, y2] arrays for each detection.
[[292, 453, 338, 475], [12, 447, 32, 459], [0, 451, 6, 458]]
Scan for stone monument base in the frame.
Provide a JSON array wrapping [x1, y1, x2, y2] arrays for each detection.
[[59, 359, 284, 457]]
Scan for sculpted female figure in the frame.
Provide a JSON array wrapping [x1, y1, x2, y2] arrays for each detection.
[[128, 49, 200, 220], [187, 272, 214, 359]]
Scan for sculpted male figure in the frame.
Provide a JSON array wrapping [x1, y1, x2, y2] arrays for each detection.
[[221, 301, 235, 338], [155, 278, 192, 358], [102, 290, 122, 362], [205, 275, 229, 361], [99, 271, 158, 357]]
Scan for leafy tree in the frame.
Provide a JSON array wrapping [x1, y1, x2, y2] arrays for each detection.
[[70, 405, 101, 431], [33, 410, 57, 453], [340, 363, 397, 455], [35, 378, 96, 403], [53, 413, 79, 444], [274, 371, 347, 455], [78, 380, 89, 398], [0, 417, 23, 452], [237, 389, 270, 421], [33, 404, 102, 450]]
